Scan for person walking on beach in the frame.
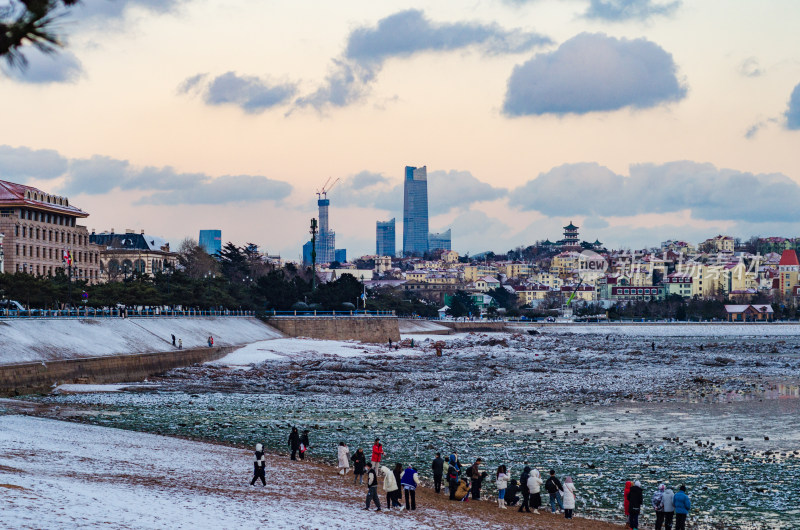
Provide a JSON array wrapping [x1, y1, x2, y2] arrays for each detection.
[[352, 448, 366, 484], [432, 452, 444, 493], [447, 454, 461, 501], [400, 464, 420, 511], [288, 427, 300, 460], [529, 468, 543, 514], [653, 484, 666, 530], [519, 466, 532, 513], [673, 485, 691, 530], [470, 458, 487, 500], [299, 430, 310, 460], [624, 480, 633, 527], [337, 442, 351, 475], [364, 463, 381, 511], [562, 476, 576, 519], [370, 438, 384, 467], [545, 469, 564, 513], [250, 443, 266, 486], [171, 334, 176, 346], [178, 338, 182, 350], [208, 335, 214, 347], [380, 464, 402, 510], [662, 486, 675, 530], [627, 480, 644, 530], [495, 465, 509, 509]]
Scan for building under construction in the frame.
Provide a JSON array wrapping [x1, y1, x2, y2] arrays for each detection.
[[302, 178, 346, 266]]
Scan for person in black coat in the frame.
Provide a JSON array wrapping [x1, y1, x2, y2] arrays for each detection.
[[628, 480, 644, 530], [505, 479, 521, 506], [288, 427, 300, 460], [352, 448, 366, 484], [519, 466, 532, 513], [431, 453, 445, 493], [299, 430, 310, 460], [393, 463, 405, 508], [250, 443, 266, 486]]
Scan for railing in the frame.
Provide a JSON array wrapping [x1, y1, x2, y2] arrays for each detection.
[[266, 310, 395, 317], [0, 308, 256, 319]]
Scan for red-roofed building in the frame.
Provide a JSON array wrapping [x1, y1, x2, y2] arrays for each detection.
[[725, 304, 774, 322], [0, 180, 101, 283], [776, 249, 799, 297]]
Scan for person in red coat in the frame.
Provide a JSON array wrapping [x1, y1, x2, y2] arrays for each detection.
[[370, 438, 384, 466], [624, 480, 633, 527]]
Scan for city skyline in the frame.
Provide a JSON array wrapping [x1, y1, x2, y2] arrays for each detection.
[[1, 1, 800, 257]]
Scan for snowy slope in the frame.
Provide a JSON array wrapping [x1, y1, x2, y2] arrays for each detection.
[[0, 415, 480, 530], [398, 320, 451, 334], [0, 317, 284, 364]]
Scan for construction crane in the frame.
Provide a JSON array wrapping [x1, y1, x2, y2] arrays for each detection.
[[316, 177, 340, 200]]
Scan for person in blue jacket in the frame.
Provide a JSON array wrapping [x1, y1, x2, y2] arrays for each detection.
[[673, 485, 691, 530]]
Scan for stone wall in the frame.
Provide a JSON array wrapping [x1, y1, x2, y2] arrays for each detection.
[[0, 346, 233, 397], [264, 317, 400, 343], [437, 321, 509, 333]]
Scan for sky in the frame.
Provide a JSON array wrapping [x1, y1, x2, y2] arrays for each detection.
[[1, 0, 799, 260]]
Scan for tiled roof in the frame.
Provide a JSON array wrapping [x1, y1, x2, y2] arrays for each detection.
[[778, 249, 799, 266], [0, 179, 88, 217]]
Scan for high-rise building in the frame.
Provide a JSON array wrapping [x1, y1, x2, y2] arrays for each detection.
[[402, 165, 429, 256], [428, 229, 452, 252], [199, 230, 222, 255], [376, 218, 396, 257], [315, 197, 336, 264], [334, 249, 347, 264]]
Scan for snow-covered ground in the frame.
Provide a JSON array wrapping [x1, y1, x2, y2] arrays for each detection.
[[510, 322, 800, 337], [54, 383, 162, 393], [0, 317, 284, 364], [398, 320, 451, 334], [211, 337, 423, 367], [0, 415, 486, 529]]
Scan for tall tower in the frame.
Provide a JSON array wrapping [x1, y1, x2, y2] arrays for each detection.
[[376, 218, 396, 257], [402, 165, 429, 256], [316, 197, 335, 263], [562, 221, 580, 248]]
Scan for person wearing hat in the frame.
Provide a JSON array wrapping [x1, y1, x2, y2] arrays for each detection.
[[250, 443, 266, 486], [653, 484, 667, 530], [673, 485, 691, 530], [627, 480, 644, 530], [562, 476, 576, 519]]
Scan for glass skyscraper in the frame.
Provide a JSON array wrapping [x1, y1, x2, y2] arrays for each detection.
[[402, 165, 429, 256], [428, 229, 451, 251], [199, 230, 222, 256], [376, 218, 396, 257]]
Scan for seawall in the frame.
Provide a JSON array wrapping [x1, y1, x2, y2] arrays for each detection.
[[0, 346, 234, 396], [437, 321, 509, 333], [265, 316, 400, 343]]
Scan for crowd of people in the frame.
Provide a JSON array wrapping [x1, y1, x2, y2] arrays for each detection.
[[248, 428, 693, 528]]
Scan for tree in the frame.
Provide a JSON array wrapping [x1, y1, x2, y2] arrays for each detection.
[[177, 238, 218, 280], [488, 286, 517, 310], [446, 290, 479, 318], [1, 0, 79, 67]]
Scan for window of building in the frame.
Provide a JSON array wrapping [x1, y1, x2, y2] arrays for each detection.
[[15, 244, 19, 256], [22, 226, 26, 237], [15, 225, 19, 237]]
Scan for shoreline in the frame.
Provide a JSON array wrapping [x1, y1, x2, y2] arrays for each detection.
[[0, 408, 624, 529]]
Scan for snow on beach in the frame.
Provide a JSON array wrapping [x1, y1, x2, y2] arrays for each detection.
[[211, 337, 424, 367], [0, 415, 593, 530], [512, 322, 800, 337], [0, 317, 283, 364]]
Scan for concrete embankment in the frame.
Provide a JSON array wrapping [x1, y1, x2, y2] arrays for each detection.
[[265, 316, 400, 343], [0, 346, 235, 396], [398, 319, 452, 335], [438, 321, 509, 333]]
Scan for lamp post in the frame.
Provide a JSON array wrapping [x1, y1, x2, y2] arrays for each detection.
[[310, 218, 318, 291]]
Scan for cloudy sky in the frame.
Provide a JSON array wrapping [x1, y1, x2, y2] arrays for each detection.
[[1, 0, 799, 259]]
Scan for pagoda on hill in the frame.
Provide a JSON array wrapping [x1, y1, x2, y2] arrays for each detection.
[[561, 221, 580, 249]]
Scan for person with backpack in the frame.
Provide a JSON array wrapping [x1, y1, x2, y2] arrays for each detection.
[[370, 438, 384, 467], [380, 464, 402, 510], [673, 485, 691, 530], [363, 463, 381, 511], [662, 486, 676, 530], [653, 484, 666, 530], [518, 466, 532, 513], [432, 452, 444, 493], [249, 443, 266, 486], [528, 468, 543, 514], [627, 480, 644, 530], [288, 427, 300, 460], [495, 465, 510, 509], [545, 469, 564, 513], [447, 454, 461, 501], [469, 458, 487, 501], [400, 464, 420, 511], [352, 448, 366, 484], [562, 476, 576, 519]]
